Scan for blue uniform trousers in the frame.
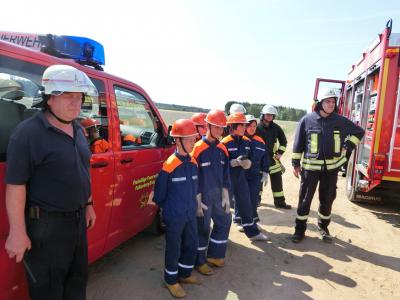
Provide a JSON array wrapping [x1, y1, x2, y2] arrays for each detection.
[[164, 218, 198, 285], [247, 175, 261, 223], [196, 188, 231, 266], [231, 170, 259, 238]]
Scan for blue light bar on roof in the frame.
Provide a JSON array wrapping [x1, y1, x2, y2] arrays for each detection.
[[40, 34, 105, 68]]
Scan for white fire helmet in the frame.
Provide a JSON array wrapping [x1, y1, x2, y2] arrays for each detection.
[[245, 114, 257, 123], [317, 88, 339, 102], [229, 103, 246, 115], [41, 65, 98, 97], [261, 104, 278, 115]]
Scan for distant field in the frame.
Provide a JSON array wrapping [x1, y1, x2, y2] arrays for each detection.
[[275, 119, 298, 137], [159, 109, 298, 136], [159, 109, 195, 126]]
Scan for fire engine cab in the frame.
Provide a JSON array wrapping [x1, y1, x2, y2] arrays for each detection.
[[313, 19, 400, 203], [0, 32, 174, 299]]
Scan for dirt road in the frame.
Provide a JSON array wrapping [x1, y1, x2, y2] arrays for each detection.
[[87, 130, 400, 300]]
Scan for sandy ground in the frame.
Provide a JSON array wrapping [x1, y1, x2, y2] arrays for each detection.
[[87, 131, 400, 300]]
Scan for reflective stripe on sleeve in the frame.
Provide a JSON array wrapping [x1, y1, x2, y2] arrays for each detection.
[[192, 175, 198, 180], [326, 156, 347, 170], [292, 152, 302, 159], [198, 246, 207, 251], [201, 162, 211, 167], [256, 147, 266, 152], [278, 145, 286, 152], [349, 135, 361, 145]]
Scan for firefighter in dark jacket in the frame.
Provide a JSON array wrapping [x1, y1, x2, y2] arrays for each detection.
[[256, 104, 291, 209], [291, 88, 365, 243]]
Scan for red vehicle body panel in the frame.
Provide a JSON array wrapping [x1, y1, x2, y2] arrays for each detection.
[[0, 38, 174, 299]]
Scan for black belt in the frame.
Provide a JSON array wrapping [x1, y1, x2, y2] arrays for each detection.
[[27, 206, 84, 220]]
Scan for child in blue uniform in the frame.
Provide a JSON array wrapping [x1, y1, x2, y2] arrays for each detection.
[[150, 119, 200, 298], [221, 112, 269, 241], [191, 109, 231, 275], [245, 115, 270, 227]]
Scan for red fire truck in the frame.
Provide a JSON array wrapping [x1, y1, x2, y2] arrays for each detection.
[[0, 32, 174, 299], [313, 20, 400, 202]]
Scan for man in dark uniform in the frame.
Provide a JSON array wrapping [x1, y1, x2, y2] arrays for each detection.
[[291, 88, 364, 243], [256, 104, 291, 209], [4, 64, 97, 300]]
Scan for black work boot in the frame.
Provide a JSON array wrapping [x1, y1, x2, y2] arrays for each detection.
[[318, 227, 333, 243], [291, 229, 305, 243], [275, 202, 292, 209]]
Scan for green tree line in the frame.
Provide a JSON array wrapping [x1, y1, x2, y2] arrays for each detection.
[[156, 102, 208, 113], [224, 101, 306, 121]]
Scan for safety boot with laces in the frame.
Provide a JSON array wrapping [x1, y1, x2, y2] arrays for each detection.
[[318, 227, 333, 243], [179, 275, 201, 285], [196, 263, 214, 275], [165, 283, 186, 298], [206, 257, 225, 267]]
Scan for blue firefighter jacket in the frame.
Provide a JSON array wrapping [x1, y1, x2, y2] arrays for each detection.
[[292, 111, 365, 171], [191, 136, 231, 196], [246, 135, 270, 179], [221, 134, 251, 177], [154, 152, 198, 222]]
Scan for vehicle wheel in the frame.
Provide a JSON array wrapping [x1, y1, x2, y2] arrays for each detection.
[[346, 152, 357, 202], [146, 208, 165, 235]]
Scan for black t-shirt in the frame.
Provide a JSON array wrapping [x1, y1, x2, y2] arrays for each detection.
[[6, 112, 92, 211]]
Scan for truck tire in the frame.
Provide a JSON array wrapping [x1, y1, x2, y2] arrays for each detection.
[[345, 152, 383, 203]]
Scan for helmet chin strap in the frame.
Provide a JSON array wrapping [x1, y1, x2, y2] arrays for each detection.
[[208, 124, 217, 140], [48, 108, 73, 124], [178, 138, 189, 154]]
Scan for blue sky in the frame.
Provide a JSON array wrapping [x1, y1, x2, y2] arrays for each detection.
[[2, 0, 400, 110]]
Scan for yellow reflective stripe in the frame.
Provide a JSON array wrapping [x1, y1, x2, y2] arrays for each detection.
[[318, 212, 331, 220], [269, 164, 281, 171], [334, 131, 341, 153], [303, 158, 325, 165], [296, 215, 308, 220], [278, 145, 286, 152], [273, 142, 278, 152], [301, 163, 322, 171], [326, 156, 347, 170], [349, 135, 360, 145], [270, 167, 282, 174], [273, 191, 284, 197], [310, 133, 318, 153], [292, 153, 302, 159]]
